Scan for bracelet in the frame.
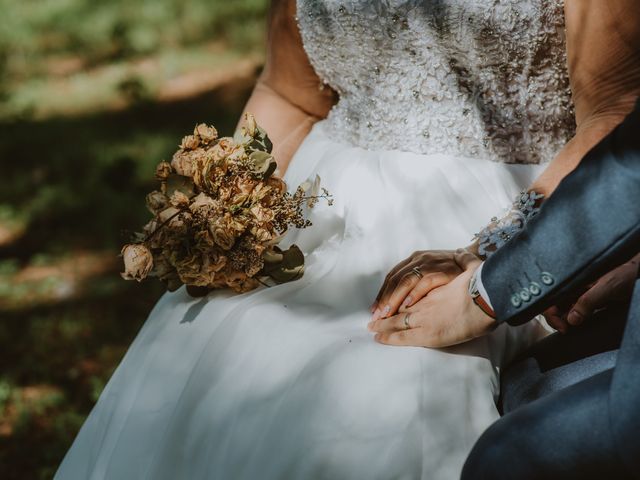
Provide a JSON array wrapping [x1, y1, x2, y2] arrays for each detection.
[[474, 190, 544, 259], [468, 267, 496, 319], [473, 294, 496, 319]]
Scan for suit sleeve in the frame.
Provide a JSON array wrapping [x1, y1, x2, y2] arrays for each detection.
[[482, 102, 640, 326]]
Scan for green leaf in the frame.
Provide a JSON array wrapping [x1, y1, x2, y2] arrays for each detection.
[[263, 247, 284, 264], [233, 130, 252, 145], [249, 151, 277, 178], [261, 245, 305, 283], [258, 127, 273, 153]]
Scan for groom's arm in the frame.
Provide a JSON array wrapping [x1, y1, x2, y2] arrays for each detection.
[[482, 102, 640, 326]]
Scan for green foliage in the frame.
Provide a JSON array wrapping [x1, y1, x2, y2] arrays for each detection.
[[0, 1, 266, 478], [0, 0, 268, 80]]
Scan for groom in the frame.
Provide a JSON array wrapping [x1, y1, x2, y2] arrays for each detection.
[[370, 100, 640, 478]]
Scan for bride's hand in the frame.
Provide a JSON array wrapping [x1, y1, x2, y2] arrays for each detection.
[[369, 252, 496, 348], [371, 249, 473, 321]]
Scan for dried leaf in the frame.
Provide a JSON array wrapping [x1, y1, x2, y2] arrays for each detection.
[[261, 245, 305, 283]]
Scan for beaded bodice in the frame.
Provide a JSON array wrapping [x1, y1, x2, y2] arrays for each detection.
[[296, 0, 576, 164]]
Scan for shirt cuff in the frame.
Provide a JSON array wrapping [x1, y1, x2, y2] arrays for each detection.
[[475, 262, 494, 310]]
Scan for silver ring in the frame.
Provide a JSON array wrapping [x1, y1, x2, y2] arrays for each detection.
[[411, 266, 423, 279], [403, 313, 411, 330]]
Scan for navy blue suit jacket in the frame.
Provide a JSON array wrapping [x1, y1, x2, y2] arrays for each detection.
[[481, 100, 640, 472], [482, 103, 640, 326]]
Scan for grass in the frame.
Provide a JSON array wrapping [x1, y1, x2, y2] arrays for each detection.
[[0, 1, 267, 478]]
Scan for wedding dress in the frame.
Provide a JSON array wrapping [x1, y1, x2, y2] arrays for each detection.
[[56, 1, 575, 479]]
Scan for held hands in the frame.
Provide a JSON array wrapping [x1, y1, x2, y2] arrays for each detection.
[[370, 250, 464, 322], [368, 250, 497, 348]]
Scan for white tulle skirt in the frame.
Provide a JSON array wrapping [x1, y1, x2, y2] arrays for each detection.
[[55, 121, 548, 480]]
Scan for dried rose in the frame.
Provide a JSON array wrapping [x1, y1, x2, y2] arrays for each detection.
[[217, 185, 233, 202], [171, 150, 193, 177], [146, 191, 168, 214], [255, 178, 286, 206], [234, 176, 257, 196], [195, 124, 218, 144], [208, 252, 228, 273], [176, 253, 211, 286], [209, 215, 241, 250], [266, 177, 287, 195], [253, 227, 273, 243], [121, 244, 153, 282], [250, 205, 274, 224], [159, 207, 191, 229], [170, 191, 190, 209], [210, 137, 236, 161], [231, 177, 258, 206], [212, 227, 235, 250], [181, 135, 200, 150], [227, 145, 247, 164], [153, 255, 181, 291], [189, 192, 219, 215], [244, 113, 257, 137], [225, 270, 260, 293], [155, 162, 173, 181]]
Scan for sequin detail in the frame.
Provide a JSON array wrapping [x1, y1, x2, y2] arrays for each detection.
[[296, 0, 575, 164]]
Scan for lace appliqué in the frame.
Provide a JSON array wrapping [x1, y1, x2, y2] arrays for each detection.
[[474, 191, 544, 259], [296, 0, 576, 164]]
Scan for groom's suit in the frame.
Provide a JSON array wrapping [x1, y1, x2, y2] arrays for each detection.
[[462, 101, 640, 479]]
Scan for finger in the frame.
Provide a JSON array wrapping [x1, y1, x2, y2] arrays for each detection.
[[374, 329, 423, 347], [378, 270, 426, 317], [542, 305, 570, 333], [454, 248, 481, 270], [546, 313, 570, 333], [375, 257, 412, 302], [376, 264, 423, 318], [368, 311, 417, 333], [401, 272, 453, 309], [568, 286, 607, 326], [373, 256, 413, 307]]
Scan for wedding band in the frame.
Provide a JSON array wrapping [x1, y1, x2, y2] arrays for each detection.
[[403, 313, 411, 330], [411, 267, 423, 279]]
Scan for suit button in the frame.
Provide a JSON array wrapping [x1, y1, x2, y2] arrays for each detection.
[[520, 289, 531, 302], [541, 272, 555, 286], [511, 294, 522, 308], [529, 282, 541, 296]]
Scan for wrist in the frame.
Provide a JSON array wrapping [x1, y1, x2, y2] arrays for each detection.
[[468, 266, 496, 320]]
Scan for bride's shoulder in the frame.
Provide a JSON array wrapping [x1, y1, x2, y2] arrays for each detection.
[[564, 0, 640, 122]]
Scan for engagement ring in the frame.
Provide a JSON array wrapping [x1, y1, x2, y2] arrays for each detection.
[[411, 267, 423, 279]]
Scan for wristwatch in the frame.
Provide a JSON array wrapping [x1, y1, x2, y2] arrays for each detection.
[[468, 268, 496, 319]]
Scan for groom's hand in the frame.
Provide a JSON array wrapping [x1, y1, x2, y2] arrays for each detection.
[[545, 253, 640, 331], [368, 252, 497, 348]]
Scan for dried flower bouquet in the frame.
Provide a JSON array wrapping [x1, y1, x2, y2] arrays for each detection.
[[121, 114, 331, 296]]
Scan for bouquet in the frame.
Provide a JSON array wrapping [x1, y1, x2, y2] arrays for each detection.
[[120, 114, 331, 296]]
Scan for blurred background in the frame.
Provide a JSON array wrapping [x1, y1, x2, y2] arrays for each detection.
[[0, 1, 267, 477]]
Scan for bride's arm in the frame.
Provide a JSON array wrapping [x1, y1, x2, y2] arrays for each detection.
[[238, 0, 337, 174], [529, 0, 640, 196]]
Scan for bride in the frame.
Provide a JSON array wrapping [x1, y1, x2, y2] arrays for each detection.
[[55, 1, 631, 478]]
